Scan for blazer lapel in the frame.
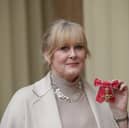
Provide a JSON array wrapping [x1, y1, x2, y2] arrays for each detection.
[[85, 84, 103, 128], [32, 73, 62, 128]]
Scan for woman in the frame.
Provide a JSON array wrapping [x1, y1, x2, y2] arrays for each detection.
[[0, 19, 128, 128]]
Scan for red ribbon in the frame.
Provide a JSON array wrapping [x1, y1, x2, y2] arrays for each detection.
[[94, 78, 120, 103]]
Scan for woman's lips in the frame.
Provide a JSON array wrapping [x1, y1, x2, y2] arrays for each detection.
[[66, 62, 79, 66]]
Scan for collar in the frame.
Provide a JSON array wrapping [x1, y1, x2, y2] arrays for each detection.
[[32, 72, 52, 97]]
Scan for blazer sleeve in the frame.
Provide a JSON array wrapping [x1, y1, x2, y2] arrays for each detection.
[[0, 89, 27, 128]]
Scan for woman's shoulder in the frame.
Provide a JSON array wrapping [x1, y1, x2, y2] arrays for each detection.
[[12, 78, 45, 101], [0, 76, 50, 128], [12, 85, 34, 102], [7, 84, 35, 109], [10, 73, 51, 104]]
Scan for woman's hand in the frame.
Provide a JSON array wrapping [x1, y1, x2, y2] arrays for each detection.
[[109, 82, 128, 128], [109, 81, 128, 112]]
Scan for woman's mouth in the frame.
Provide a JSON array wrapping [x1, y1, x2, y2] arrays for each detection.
[[66, 62, 79, 66]]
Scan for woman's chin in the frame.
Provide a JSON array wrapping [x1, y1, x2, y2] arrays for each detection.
[[65, 70, 81, 79]]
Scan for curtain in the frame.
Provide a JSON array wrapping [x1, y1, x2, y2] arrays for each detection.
[[0, 0, 45, 118], [83, 0, 129, 83], [83, 0, 129, 110], [0, 0, 83, 119]]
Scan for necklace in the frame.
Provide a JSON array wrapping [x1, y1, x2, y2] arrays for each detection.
[[50, 72, 84, 103]]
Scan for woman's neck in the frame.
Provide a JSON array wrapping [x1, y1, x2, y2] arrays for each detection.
[[50, 71, 82, 97], [52, 70, 80, 83]]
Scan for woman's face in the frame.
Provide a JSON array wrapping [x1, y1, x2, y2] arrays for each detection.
[[51, 41, 86, 82]]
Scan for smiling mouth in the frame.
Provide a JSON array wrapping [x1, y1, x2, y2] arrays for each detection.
[[66, 63, 79, 66]]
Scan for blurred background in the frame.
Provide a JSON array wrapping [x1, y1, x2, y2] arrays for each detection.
[[0, 0, 129, 119]]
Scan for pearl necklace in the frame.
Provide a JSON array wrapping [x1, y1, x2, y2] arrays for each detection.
[[50, 72, 84, 103]]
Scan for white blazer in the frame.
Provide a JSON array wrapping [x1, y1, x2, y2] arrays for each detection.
[[0, 72, 119, 128]]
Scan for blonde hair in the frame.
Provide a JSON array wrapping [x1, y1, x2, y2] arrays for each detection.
[[42, 19, 90, 63]]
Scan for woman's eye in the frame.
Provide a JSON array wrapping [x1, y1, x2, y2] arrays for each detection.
[[60, 46, 69, 51], [75, 45, 84, 50]]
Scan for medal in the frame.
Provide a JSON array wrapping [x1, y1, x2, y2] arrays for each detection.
[[94, 78, 120, 103]]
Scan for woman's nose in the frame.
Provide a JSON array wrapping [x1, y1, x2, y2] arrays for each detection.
[[69, 48, 76, 59]]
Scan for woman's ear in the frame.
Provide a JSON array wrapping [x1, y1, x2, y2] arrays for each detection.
[[44, 52, 51, 65]]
